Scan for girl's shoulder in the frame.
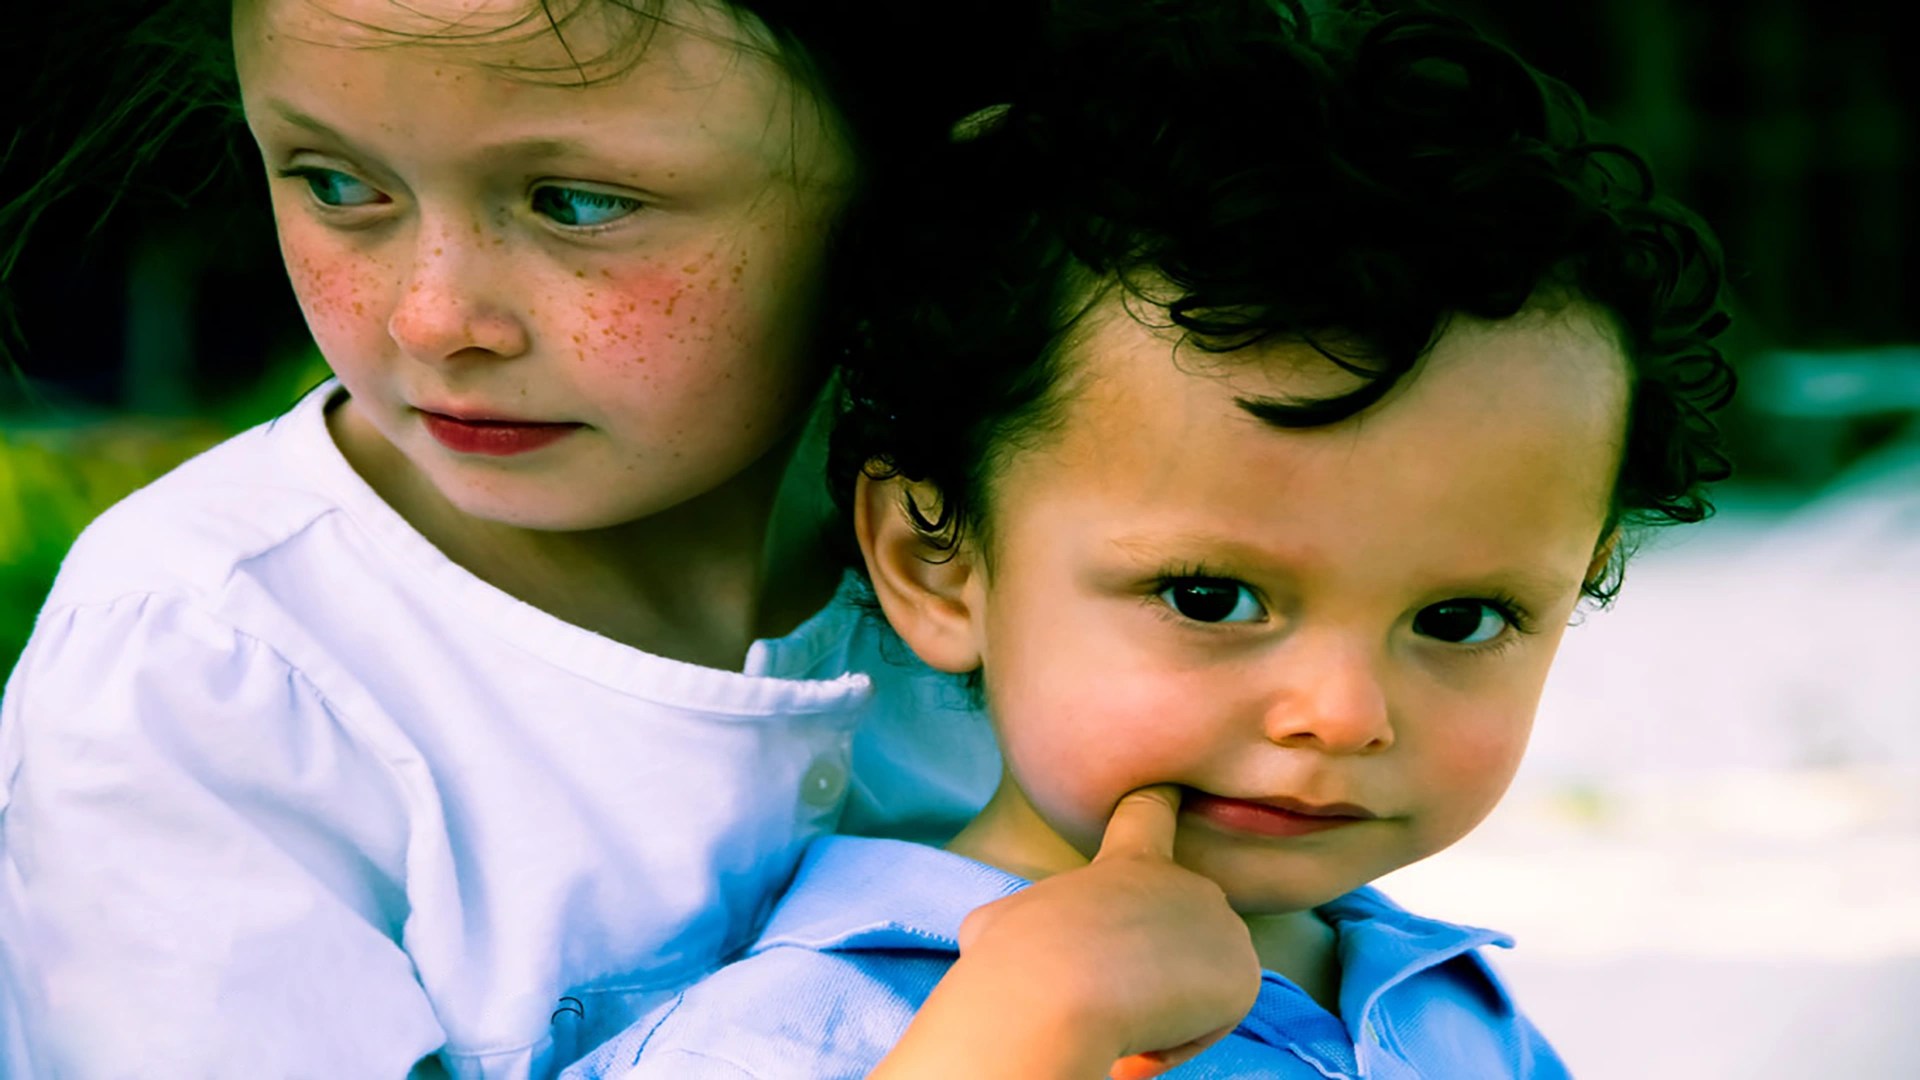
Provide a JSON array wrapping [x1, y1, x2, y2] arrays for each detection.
[[48, 383, 350, 612], [12, 381, 443, 759], [4, 382, 423, 791]]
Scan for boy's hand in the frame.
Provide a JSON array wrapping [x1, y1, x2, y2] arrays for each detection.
[[949, 784, 1261, 1078], [1100, 786, 1263, 1078]]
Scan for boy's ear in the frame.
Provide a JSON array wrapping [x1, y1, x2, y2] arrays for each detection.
[[1586, 527, 1621, 589], [854, 471, 985, 675]]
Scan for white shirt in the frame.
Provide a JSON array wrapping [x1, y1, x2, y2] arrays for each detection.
[[0, 382, 999, 1079]]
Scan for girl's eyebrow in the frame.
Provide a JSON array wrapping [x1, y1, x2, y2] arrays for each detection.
[[261, 100, 606, 164], [265, 102, 346, 140]]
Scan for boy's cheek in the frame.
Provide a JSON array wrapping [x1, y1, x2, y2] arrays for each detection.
[[1003, 688, 1206, 851], [1413, 713, 1535, 834]]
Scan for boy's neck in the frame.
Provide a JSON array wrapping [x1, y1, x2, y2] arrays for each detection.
[[327, 393, 840, 669], [1245, 909, 1343, 1013], [947, 777, 1346, 1013]]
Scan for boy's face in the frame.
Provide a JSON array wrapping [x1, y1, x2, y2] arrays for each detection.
[[958, 298, 1626, 915]]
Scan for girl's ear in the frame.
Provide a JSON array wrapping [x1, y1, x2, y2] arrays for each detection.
[[854, 471, 985, 675]]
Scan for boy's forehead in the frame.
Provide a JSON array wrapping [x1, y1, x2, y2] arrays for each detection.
[[1062, 292, 1629, 440], [1042, 294, 1630, 528], [1052, 297, 1358, 437], [985, 299, 1628, 609]]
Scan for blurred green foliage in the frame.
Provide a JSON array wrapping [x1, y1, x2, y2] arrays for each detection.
[[0, 348, 330, 679]]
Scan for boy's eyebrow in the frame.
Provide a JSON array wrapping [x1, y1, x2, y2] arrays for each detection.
[[1107, 531, 1588, 599], [1106, 531, 1311, 574]]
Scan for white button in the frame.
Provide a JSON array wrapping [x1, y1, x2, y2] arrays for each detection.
[[800, 758, 847, 809]]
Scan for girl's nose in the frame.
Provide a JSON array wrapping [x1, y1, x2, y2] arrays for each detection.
[[1260, 637, 1395, 755], [387, 230, 531, 364]]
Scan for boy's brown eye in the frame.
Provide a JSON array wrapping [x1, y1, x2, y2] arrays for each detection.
[[1413, 601, 1508, 644], [1158, 579, 1264, 624]]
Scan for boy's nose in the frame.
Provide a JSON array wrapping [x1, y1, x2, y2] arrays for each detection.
[[1260, 637, 1395, 755], [388, 229, 531, 364]]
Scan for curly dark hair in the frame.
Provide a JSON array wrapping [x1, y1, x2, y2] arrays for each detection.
[[831, 0, 1735, 606]]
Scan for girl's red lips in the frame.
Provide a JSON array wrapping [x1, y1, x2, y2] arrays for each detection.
[[419, 410, 582, 456], [418, 404, 556, 425]]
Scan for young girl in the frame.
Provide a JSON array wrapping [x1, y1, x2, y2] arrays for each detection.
[[565, 1, 1735, 1076], [0, 1, 1007, 1076]]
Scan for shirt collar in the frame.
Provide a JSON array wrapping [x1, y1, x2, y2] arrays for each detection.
[[752, 838, 1520, 1031], [750, 836, 1028, 956], [1318, 886, 1519, 1029]]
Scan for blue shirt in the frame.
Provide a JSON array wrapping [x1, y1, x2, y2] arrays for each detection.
[[565, 837, 1571, 1080]]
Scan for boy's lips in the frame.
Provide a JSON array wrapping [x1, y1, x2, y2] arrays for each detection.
[[1181, 790, 1377, 839]]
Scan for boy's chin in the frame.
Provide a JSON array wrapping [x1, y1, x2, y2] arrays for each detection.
[[1178, 844, 1386, 916], [1222, 886, 1352, 919]]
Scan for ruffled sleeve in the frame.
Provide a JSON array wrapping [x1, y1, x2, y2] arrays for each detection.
[[0, 593, 445, 1078]]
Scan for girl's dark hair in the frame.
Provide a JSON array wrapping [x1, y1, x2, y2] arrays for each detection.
[[831, 0, 1736, 606]]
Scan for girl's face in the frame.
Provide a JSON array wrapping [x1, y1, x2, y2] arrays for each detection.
[[950, 300, 1627, 915], [234, 0, 855, 530]]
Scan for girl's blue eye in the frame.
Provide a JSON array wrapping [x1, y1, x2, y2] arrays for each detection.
[[531, 186, 643, 227], [1157, 579, 1265, 624], [296, 168, 385, 208], [1412, 600, 1509, 645]]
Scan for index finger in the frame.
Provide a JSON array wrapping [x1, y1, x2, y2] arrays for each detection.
[[1095, 784, 1183, 862]]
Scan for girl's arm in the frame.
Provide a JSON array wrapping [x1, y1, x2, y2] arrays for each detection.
[[868, 787, 1261, 1080], [0, 596, 444, 1078]]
